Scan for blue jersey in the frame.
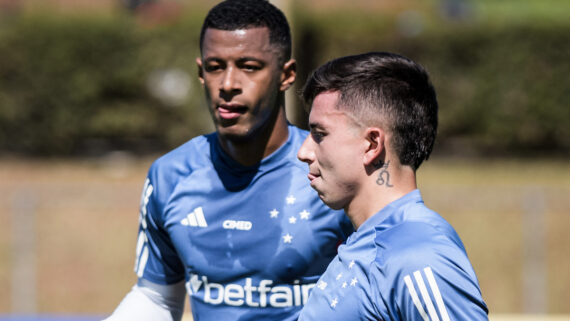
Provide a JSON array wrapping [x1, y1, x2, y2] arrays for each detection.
[[299, 190, 488, 321], [133, 125, 353, 321]]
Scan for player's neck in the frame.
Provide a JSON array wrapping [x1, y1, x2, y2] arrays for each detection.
[[346, 162, 417, 230], [219, 106, 289, 167]]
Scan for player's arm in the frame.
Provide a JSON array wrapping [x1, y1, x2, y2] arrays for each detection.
[[107, 170, 187, 320], [373, 224, 488, 320], [392, 263, 488, 321], [104, 278, 186, 321]]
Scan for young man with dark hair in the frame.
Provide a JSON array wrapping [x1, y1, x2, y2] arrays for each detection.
[[297, 52, 488, 320], [105, 1, 352, 320]]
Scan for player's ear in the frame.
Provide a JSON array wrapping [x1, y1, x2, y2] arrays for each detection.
[[280, 59, 296, 91], [363, 127, 385, 167], [196, 57, 205, 86]]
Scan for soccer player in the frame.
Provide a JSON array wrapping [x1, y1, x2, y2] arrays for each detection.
[[104, 1, 353, 320], [296, 52, 489, 320]]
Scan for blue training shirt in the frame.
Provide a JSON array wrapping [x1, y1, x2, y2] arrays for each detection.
[[299, 190, 488, 321], [133, 125, 353, 320]]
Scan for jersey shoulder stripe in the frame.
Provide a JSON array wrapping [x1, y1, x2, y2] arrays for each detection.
[[403, 267, 450, 321]]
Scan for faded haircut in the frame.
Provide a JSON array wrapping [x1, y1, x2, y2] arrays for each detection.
[[199, 0, 292, 64], [302, 52, 438, 170]]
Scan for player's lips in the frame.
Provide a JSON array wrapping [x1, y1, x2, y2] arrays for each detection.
[[218, 104, 247, 120], [307, 172, 319, 182]]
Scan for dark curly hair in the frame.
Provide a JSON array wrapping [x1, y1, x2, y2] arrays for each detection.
[[199, 0, 292, 64], [302, 52, 438, 170]]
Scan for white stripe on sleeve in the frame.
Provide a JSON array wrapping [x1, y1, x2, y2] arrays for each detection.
[[424, 267, 450, 321], [404, 275, 430, 321]]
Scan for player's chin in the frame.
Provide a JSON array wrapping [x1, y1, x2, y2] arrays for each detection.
[[318, 193, 344, 211], [217, 124, 253, 142]]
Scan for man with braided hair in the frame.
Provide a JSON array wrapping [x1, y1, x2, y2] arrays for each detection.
[[105, 1, 352, 320]]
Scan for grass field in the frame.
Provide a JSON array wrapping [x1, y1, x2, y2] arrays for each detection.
[[0, 155, 569, 315]]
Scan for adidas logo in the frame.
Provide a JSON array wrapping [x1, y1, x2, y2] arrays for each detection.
[[181, 207, 208, 228]]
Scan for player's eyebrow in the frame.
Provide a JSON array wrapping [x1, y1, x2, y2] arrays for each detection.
[[203, 56, 265, 64], [308, 122, 324, 131], [203, 57, 223, 64]]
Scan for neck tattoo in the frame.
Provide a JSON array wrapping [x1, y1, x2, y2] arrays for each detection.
[[375, 161, 394, 187]]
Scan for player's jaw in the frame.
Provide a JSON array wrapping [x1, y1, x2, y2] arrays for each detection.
[[305, 160, 353, 211], [312, 180, 347, 211]]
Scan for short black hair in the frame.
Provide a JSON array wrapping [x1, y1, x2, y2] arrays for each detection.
[[302, 52, 438, 170], [199, 0, 292, 63]]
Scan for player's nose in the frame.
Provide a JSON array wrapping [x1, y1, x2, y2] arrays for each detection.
[[220, 66, 241, 93], [297, 135, 315, 164]]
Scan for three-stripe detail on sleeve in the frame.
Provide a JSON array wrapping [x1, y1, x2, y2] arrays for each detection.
[[404, 267, 450, 321]]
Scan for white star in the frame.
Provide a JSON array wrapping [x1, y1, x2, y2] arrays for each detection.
[[270, 209, 279, 218], [289, 216, 297, 224], [342, 282, 348, 288], [299, 209, 310, 220], [317, 280, 328, 290], [283, 233, 293, 243], [330, 297, 338, 308], [286, 195, 296, 204], [336, 273, 343, 280], [350, 277, 358, 286], [348, 260, 355, 269]]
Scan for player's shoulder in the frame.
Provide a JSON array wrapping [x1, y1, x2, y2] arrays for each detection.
[[149, 133, 214, 178], [372, 205, 466, 274], [152, 134, 213, 168]]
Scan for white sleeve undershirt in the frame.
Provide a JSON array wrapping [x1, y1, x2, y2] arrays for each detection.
[[103, 278, 187, 321]]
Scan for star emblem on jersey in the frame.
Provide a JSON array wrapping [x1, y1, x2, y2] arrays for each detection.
[[315, 261, 363, 312], [330, 297, 338, 308], [269, 209, 279, 218], [286, 195, 296, 204], [350, 277, 358, 286], [283, 233, 293, 243], [268, 193, 313, 247], [181, 207, 208, 227]]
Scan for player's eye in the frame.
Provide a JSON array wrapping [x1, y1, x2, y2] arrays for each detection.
[[242, 64, 262, 72], [204, 62, 224, 72], [204, 66, 220, 72], [237, 59, 263, 72], [310, 130, 325, 143]]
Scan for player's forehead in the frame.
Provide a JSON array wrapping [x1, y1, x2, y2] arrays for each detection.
[[201, 27, 278, 60], [309, 92, 345, 126], [309, 91, 365, 131]]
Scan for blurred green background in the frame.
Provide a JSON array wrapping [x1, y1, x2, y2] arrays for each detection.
[[0, 0, 569, 317]]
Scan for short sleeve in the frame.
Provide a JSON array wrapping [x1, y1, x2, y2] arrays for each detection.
[[133, 168, 185, 285], [371, 222, 488, 321]]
